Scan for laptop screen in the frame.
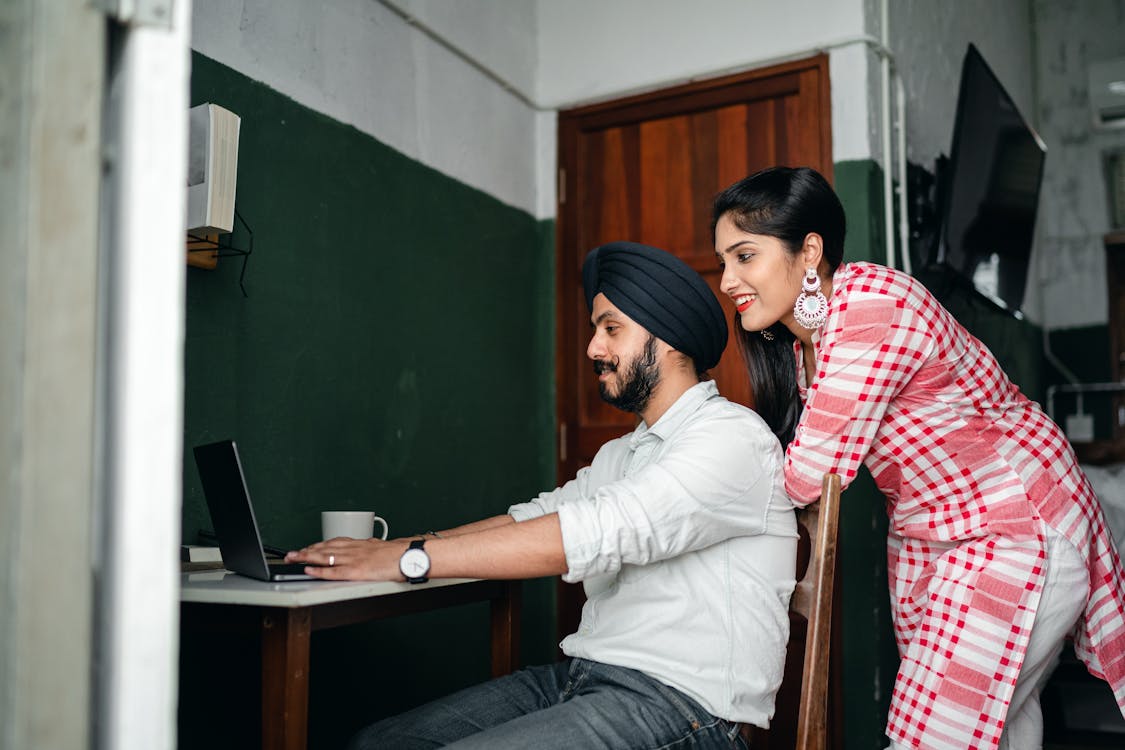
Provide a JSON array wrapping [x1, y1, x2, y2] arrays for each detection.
[[192, 439, 274, 580]]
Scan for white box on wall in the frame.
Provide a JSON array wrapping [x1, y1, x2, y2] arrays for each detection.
[[187, 103, 240, 234]]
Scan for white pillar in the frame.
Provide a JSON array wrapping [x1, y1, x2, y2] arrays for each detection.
[[96, 1, 192, 748]]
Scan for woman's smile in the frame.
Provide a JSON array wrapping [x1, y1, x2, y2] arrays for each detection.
[[733, 294, 756, 313]]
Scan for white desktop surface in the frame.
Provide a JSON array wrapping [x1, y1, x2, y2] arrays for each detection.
[[180, 570, 480, 608]]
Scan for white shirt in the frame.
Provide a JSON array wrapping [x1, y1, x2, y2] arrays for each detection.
[[508, 380, 797, 726]]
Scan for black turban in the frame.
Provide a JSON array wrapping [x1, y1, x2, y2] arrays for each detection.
[[582, 241, 728, 371]]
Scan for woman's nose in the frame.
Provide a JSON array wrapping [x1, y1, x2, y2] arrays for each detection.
[[720, 263, 736, 294]]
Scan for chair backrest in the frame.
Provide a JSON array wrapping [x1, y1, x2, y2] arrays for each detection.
[[792, 472, 842, 749], [750, 472, 842, 750]]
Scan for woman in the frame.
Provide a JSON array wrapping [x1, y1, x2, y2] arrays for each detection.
[[712, 166, 1125, 750]]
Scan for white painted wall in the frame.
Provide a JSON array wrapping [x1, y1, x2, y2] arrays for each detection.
[[396, 0, 538, 98], [192, 0, 879, 220], [1033, 0, 1125, 330], [533, 0, 877, 210], [191, 2, 1125, 329], [191, 0, 542, 217], [535, 0, 865, 108]]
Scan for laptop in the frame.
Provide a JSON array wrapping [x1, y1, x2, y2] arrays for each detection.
[[193, 439, 320, 582]]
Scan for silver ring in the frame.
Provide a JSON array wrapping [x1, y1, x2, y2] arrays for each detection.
[[328, 554, 335, 567]]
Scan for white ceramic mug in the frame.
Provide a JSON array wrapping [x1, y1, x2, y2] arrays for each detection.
[[321, 511, 389, 541]]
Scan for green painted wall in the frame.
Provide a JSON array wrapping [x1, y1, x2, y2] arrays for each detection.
[[181, 53, 556, 748]]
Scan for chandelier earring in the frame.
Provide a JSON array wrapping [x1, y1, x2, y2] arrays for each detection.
[[793, 267, 828, 329], [760, 328, 775, 341]]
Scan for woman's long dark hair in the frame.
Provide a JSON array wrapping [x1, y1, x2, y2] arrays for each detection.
[[738, 319, 802, 447], [712, 167, 847, 448]]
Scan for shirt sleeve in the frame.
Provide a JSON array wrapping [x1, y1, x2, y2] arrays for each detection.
[[507, 468, 589, 521], [507, 435, 633, 520], [558, 411, 786, 583], [785, 288, 933, 504]]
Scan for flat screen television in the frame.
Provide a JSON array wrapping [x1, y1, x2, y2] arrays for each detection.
[[934, 43, 1046, 316]]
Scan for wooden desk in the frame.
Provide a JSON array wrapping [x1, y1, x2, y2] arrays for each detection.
[[180, 572, 521, 750]]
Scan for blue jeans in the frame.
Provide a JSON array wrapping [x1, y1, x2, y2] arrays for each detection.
[[347, 658, 749, 749]]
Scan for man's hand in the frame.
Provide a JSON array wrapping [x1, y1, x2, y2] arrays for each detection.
[[285, 537, 410, 581], [285, 513, 567, 582]]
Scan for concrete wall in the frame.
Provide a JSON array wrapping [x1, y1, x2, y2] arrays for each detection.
[[890, 0, 1036, 167], [1033, 0, 1125, 330], [889, 0, 1040, 315], [889, 0, 1125, 330]]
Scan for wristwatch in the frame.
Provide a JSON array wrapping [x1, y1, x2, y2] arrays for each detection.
[[399, 538, 431, 584]]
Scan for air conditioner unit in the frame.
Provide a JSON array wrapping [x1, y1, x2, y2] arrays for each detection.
[[187, 103, 240, 234], [1089, 57, 1125, 128]]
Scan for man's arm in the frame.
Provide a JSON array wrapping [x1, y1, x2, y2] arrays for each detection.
[[417, 514, 516, 538], [285, 513, 566, 582]]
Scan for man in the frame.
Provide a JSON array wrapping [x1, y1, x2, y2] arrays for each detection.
[[287, 241, 797, 749]]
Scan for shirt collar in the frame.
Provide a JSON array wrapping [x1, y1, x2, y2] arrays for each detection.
[[629, 380, 718, 448]]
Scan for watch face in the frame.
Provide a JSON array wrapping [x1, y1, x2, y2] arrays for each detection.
[[400, 548, 430, 578]]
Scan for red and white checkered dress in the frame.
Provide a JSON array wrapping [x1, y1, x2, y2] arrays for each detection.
[[783, 262, 1125, 750]]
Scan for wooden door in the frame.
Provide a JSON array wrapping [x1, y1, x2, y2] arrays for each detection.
[[556, 55, 832, 519], [553, 52, 835, 744]]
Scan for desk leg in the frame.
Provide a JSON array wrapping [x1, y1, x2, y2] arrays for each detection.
[[490, 580, 521, 677], [261, 607, 312, 750]]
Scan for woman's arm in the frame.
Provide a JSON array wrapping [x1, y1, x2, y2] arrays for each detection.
[[785, 288, 932, 503]]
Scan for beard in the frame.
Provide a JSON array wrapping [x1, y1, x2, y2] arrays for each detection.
[[593, 334, 661, 414]]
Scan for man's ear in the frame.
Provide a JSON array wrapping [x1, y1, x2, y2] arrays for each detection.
[[667, 348, 696, 374]]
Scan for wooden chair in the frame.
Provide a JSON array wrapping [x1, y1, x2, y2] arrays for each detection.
[[751, 472, 843, 750]]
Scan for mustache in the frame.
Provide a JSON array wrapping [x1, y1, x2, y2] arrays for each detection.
[[593, 357, 619, 375]]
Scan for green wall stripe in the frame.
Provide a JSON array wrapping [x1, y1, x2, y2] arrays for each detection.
[[833, 158, 897, 750], [182, 52, 555, 748]]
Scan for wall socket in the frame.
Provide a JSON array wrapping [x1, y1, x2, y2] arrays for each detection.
[[1065, 413, 1095, 443]]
